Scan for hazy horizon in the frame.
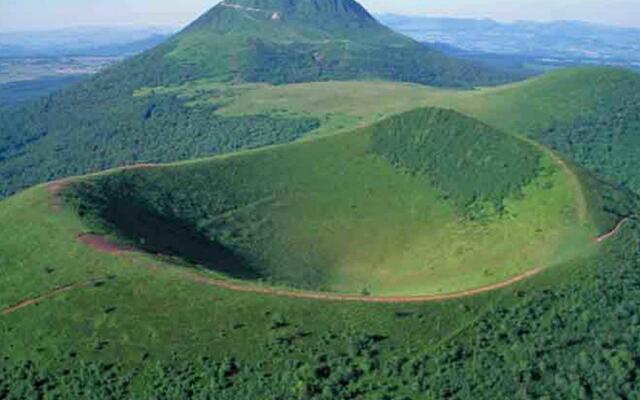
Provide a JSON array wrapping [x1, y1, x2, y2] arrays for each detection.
[[1, 0, 640, 32]]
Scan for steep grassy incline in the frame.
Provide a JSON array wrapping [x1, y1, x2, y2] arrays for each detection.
[[63, 108, 595, 296]]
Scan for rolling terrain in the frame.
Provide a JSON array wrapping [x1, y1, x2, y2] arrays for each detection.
[[0, 102, 636, 398], [197, 67, 640, 192], [0, 0, 512, 199], [3, 0, 640, 398]]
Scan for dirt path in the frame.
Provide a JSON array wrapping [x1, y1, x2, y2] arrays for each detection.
[[4, 216, 631, 317], [595, 218, 630, 243], [46, 163, 159, 212], [182, 268, 545, 303], [1, 280, 101, 316], [78, 234, 134, 255], [182, 212, 627, 302], [74, 216, 630, 303]]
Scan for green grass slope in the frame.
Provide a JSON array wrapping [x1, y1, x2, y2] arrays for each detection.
[[61, 108, 595, 296], [165, 0, 509, 87], [207, 67, 640, 193], [0, 114, 636, 398], [0, 0, 513, 199], [459, 68, 640, 193]]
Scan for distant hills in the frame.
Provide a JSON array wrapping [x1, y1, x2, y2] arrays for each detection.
[[379, 15, 640, 71], [0, 27, 173, 58], [0, 27, 173, 106]]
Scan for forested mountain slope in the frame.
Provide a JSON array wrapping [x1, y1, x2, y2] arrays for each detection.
[[0, 0, 512, 199]]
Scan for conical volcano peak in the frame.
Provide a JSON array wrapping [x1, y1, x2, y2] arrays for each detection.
[[166, 0, 507, 87], [187, 0, 379, 32], [217, 0, 375, 21]]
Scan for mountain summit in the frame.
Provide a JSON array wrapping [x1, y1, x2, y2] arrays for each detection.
[[0, 0, 514, 198], [188, 0, 377, 31], [134, 0, 510, 87]]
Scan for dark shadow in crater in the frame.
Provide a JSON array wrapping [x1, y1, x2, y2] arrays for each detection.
[[98, 197, 263, 281]]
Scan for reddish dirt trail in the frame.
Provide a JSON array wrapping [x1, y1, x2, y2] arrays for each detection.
[[183, 268, 545, 303], [1, 281, 94, 316], [78, 234, 134, 255], [74, 217, 631, 304], [7, 217, 629, 316], [594, 218, 630, 244]]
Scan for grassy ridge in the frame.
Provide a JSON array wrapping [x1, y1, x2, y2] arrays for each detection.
[[63, 108, 593, 296], [212, 67, 640, 193]]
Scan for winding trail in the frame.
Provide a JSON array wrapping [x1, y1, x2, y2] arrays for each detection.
[[70, 217, 629, 304], [594, 218, 630, 243], [36, 160, 630, 307], [182, 267, 546, 303], [1, 279, 102, 316]]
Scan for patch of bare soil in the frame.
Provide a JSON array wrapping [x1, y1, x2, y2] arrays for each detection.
[[78, 234, 134, 255]]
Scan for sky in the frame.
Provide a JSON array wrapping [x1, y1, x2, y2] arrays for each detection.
[[1, 0, 640, 32]]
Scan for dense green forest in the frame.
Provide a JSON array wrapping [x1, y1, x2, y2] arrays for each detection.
[[0, 78, 318, 198], [536, 85, 640, 193], [0, 75, 86, 106], [457, 68, 640, 195], [369, 108, 541, 209]]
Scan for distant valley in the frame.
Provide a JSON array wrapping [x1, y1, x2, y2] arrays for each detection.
[[0, 27, 173, 105], [379, 15, 640, 72], [4, 16, 640, 106]]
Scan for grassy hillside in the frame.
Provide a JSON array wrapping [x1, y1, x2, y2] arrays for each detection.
[[0, 119, 636, 398], [206, 67, 640, 192], [157, 0, 510, 87], [0, 0, 515, 199], [461, 68, 640, 193], [60, 108, 594, 297]]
